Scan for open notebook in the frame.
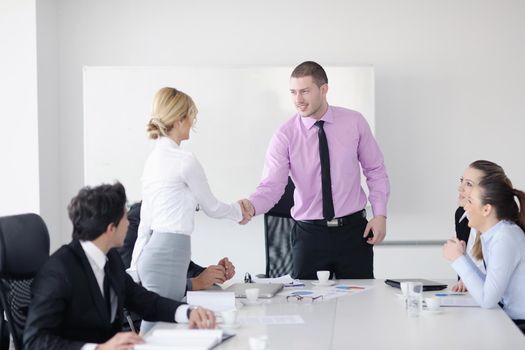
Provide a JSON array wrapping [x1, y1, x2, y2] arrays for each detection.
[[135, 329, 234, 350]]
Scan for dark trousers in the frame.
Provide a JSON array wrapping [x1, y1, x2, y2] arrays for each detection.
[[291, 216, 373, 279]]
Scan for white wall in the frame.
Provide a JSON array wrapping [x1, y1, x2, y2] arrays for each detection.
[[0, 0, 40, 216], [36, 0, 61, 251], [4, 0, 523, 278]]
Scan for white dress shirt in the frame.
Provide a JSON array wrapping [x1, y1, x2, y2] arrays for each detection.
[[128, 136, 242, 280], [80, 241, 189, 350], [453, 220, 525, 320]]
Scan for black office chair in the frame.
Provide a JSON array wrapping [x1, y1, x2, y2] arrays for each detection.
[[0, 304, 9, 350], [0, 213, 50, 350], [262, 177, 296, 278]]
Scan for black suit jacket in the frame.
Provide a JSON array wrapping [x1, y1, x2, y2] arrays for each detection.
[[455, 207, 470, 243], [23, 240, 185, 350], [118, 202, 205, 278]]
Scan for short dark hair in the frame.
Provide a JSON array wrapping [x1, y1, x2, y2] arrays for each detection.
[[68, 182, 127, 241], [291, 61, 328, 87]]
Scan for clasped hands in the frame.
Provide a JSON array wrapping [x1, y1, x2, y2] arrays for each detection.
[[238, 199, 255, 225], [191, 257, 235, 290], [443, 237, 466, 262]]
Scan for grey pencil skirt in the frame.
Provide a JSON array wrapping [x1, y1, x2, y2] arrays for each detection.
[[137, 231, 191, 333]]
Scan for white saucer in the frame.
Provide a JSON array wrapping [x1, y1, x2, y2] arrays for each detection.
[[312, 280, 335, 286], [220, 322, 241, 329], [241, 299, 264, 306]]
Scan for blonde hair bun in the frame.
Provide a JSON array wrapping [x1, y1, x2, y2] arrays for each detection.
[[147, 117, 168, 139], [146, 87, 198, 140]]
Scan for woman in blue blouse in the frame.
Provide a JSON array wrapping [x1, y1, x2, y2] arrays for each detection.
[[444, 160, 525, 333]]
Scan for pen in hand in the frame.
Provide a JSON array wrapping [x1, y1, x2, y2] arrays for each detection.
[[124, 309, 137, 333]]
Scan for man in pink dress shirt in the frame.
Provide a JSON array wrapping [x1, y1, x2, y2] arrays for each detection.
[[242, 61, 390, 279]]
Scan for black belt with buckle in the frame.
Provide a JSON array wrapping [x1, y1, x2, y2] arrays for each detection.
[[300, 209, 366, 227]]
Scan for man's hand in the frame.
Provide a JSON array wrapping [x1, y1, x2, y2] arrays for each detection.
[[191, 265, 227, 290], [238, 199, 255, 225], [218, 257, 236, 280], [443, 238, 466, 262], [363, 215, 386, 244], [96, 331, 143, 350], [189, 307, 216, 329]]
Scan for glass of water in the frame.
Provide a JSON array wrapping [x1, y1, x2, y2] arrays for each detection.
[[406, 282, 423, 317]]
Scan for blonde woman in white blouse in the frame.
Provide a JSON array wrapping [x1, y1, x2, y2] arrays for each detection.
[[129, 87, 247, 333]]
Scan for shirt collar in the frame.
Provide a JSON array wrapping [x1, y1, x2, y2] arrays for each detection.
[[80, 240, 108, 270], [157, 136, 180, 149], [480, 220, 506, 245], [300, 105, 334, 130]]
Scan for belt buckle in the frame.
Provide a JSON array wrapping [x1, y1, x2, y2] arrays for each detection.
[[327, 219, 339, 227]]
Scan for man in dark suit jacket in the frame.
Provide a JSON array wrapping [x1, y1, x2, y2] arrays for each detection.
[[119, 201, 236, 291], [24, 182, 216, 350]]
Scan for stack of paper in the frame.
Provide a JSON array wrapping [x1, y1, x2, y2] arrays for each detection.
[[136, 329, 223, 350], [186, 291, 236, 312]]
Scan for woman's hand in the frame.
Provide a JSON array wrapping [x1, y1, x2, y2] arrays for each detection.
[[443, 238, 466, 262], [451, 279, 468, 292]]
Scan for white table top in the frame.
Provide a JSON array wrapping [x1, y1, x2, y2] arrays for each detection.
[[150, 279, 525, 349]]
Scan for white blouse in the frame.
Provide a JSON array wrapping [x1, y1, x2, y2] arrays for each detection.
[[460, 212, 486, 273], [453, 220, 525, 320], [128, 137, 242, 279]]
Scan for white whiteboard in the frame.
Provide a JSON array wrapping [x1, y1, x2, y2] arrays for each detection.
[[83, 65, 375, 274], [83, 66, 375, 202]]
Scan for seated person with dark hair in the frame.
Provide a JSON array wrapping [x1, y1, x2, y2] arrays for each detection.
[[24, 182, 216, 350], [120, 202, 236, 291]]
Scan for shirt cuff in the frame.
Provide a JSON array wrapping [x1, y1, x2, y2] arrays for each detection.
[[371, 202, 387, 218], [452, 255, 472, 276], [81, 343, 98, 350], [247, 196, 260, 216], [175, 304, 190, 323]]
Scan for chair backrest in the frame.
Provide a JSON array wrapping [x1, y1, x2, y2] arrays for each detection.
[[263, 177, 295, 278], [0, 213, 50, 350]]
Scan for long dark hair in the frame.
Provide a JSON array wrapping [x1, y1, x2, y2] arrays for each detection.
[[469, 160, 525, 260]]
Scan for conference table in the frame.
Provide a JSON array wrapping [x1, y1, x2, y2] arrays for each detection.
[[150, 279, 525, 349]]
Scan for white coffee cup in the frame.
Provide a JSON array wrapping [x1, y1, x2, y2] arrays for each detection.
[[424, 297, 441, 311], [316, 270, 330, 284], [245, 288, 260, 303], [221, 309, 238, 325]]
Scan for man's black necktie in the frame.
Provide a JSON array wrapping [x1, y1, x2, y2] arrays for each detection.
[[315, 120, 335, 220], [103, 264, 112, 319]]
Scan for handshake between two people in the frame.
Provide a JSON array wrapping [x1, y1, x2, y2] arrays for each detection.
[[237, 199, 255, 225]]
